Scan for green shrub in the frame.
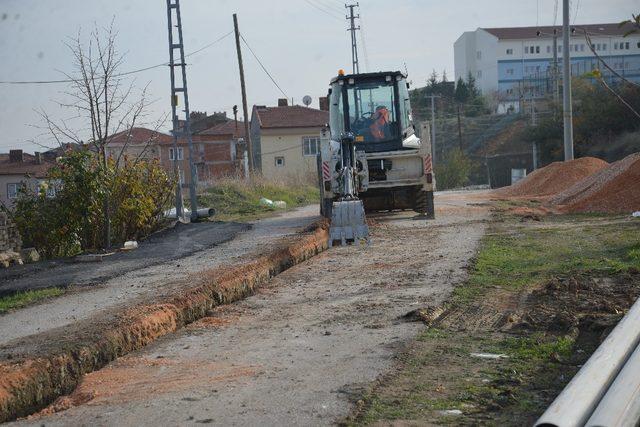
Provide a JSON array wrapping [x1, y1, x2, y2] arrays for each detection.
[[434, 148, 472, 190], [12, 150, 173, 258]]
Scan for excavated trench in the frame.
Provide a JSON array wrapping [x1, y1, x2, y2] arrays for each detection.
[[0, 221, 329, 422]]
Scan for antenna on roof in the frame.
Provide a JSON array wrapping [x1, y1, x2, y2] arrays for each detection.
[[302, 95, 312, 107]]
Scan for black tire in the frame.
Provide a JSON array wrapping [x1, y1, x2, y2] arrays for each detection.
[[414, 190, 435, 219], [321, 198, 333, 219]]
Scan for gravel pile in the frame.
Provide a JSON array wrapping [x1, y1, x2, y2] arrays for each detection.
[[495, 157, 609, 198], [549, 152, 640, 213]]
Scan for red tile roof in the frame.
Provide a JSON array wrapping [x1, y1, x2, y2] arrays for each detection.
[[107, 127, 173, 146], [253, 105, 329, 129], [199, 120, 246, 138], [0, 153, 54, 178], [482, 22, 637, 40]]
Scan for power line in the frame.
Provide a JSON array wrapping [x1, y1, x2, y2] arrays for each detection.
[[358, 4, 370, 72], [572, 0, 581, 24], [239, 33, 288, 99], [0, 30, 234, 85], [315, 0, 344, 14], [302, 0, 343, 21]]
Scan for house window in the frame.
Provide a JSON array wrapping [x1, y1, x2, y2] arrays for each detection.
[[506, 48, 513, 55], [536, 46, 540, 54], [506, 68, 514, 75], [477, 70, 482, 78], [614, 42, 619, 50], [302, 136, 320, 156], [625, 42, 630, 50], [275, 156, 285, 168], [476, 50, 482, 59], [547, 45, 551, 53], [7, 183, 19, 200], [169, 147, 184, 161], [603, 44, 607, 50], [38, 181, 57, 198]]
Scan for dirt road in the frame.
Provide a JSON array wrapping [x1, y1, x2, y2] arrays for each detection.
[[12, 192, 490, 426]]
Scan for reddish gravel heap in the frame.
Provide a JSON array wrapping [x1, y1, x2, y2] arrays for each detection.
[[495, 157, 609, 198], [549, 152, 640, 213]]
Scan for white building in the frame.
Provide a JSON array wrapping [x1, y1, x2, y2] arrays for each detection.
[[454, 23, 640, 112]]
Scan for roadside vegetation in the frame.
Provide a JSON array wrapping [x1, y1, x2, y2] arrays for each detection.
[[349, 205, 640, 426], [198, 175, 320, 222], [0, 288, 64, 314], [10, 151, 173, 259]]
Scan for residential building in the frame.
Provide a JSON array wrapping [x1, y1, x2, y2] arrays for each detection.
[[105, 127, 173, 163], [181, 119, 246, 183], [106, 122, 245, 187], [251, 100, 329, 180], [454, 22, 640, 111], [0, 150, 54, 209]]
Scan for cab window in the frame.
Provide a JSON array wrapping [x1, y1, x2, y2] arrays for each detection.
[[346, 81, 399, 143]]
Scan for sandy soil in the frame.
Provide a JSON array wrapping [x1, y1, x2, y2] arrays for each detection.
[[11, 191, 490, 427], [0, 206, 319, 346]]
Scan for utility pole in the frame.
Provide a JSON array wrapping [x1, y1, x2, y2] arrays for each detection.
[[562, 0, 574, 161], [427, 94, 440, 166], [531, 96, 537, 126], [167, 0, 199, 221], [456, 104, 463, 151], [233, 105, 238, 132], [233, 13, 254, 172], [553, 29, 560, 105], [345, 3, 360, 74]]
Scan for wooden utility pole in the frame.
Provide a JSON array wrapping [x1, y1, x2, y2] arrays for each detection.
[[233, 13, 254, 172]]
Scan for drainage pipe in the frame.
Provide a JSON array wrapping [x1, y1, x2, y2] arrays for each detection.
[[535, 296, 640, 427], [585, 340, 640, 427]]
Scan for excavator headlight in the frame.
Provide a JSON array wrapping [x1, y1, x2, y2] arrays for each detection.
[[338, 69, 345, 76]]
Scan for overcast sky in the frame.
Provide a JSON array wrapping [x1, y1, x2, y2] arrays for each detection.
[[0, 0, 637, 153]]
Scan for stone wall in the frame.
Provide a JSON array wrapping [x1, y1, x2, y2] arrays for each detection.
[[0, 212, 22, 254]]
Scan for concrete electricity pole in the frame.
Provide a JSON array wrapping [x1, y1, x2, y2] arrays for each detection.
[[562, 0, 574, 161], [233, 13, 254, 172], [167, 0, 198, 221], [345, 3, 360, 74]]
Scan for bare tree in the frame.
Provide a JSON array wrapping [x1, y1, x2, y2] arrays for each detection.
[[36, 20, 166, 249]]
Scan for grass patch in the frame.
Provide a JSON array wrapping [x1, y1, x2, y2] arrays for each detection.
[[197, 176, 320, 222], [455, 219, 640, 303], [0, 288, 64, 313], [350, 213, 640, 426]]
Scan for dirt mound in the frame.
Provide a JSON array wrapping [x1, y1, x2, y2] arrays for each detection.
[[495, 157, 608, 198], [549, 152, 640, 213]]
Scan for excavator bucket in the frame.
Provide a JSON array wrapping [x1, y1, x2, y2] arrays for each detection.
[[329, 199, 369, 247]]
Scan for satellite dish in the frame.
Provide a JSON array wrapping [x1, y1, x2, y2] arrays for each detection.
[[302, 95, 312, 107]]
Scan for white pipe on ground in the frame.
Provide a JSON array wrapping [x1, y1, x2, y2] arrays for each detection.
[[535, 297, 640, 427], [586, 340, 640, 427]]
